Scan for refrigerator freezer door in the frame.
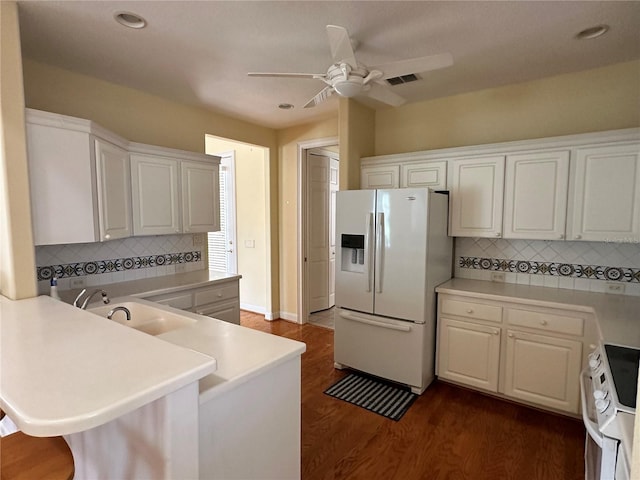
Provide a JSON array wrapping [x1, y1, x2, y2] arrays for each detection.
[[335, 190, 376, 314], [334, 308, 428, 391], [374, 189, 428, 322]]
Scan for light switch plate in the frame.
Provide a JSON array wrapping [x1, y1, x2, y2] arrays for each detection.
[[491, 272, 505, 282], [71, 277, 86, 288], [606, 283, 625, 294]]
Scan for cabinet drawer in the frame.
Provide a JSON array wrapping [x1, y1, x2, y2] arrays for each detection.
[[194, 283, 239, 307], [441, 298, 502, 323], [144, 292, 193, 310], [506, 308, 584, 336]]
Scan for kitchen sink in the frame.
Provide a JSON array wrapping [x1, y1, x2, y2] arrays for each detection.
[[88, 301, 197, 336]]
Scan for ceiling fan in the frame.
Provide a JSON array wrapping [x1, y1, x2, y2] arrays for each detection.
[[248, 25, 453, 108]]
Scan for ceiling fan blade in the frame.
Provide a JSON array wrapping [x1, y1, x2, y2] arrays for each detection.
[[248, 72, 325, 79], [326, 25, 357, 69], [364, 83, 406, 107], [303, 86, 335, 108], [372, 52, 453, 80]]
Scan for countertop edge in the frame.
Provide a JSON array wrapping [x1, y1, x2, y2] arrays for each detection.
[[198, 345, 306, 404]]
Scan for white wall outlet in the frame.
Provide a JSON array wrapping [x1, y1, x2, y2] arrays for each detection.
[[606, 282, 625, 294], [175, 264, 186, 274], [70, 277, 86, 288], [244, 240, 255, 248], [193, 234, 204, 246], [491, 272, 505, 282]]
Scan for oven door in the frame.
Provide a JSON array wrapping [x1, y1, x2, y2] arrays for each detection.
[[580, 368, 620, 480]]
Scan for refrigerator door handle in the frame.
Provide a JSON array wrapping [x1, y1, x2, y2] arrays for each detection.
[[365, 213, 374, 292], [339, 310, 411, 332], [375, 212, 384, 293]]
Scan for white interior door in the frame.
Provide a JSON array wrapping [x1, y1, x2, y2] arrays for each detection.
[[328, 157, 339, 308], [307, 152, 330, 313], [207, 152, 238, 273]]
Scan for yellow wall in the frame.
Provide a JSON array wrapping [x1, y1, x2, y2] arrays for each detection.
[[375, 60, 640, 155], [205, 137, 269, 313], [276, 117, 339, 318], [23, 59, 277, 154], [339, 98, 375, 190], [0, 2, 37, 299]]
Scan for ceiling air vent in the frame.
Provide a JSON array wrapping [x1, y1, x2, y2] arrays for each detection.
[[386, 73, 421, 86]]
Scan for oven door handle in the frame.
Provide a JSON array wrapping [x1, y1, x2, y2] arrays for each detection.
[[580, 368, 604, 448]]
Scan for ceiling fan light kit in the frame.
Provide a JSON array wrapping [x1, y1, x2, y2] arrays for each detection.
[[248, 25, 453, 108]]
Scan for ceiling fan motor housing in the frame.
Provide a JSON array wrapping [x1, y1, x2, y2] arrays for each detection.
[[327, 63, 367, 97]]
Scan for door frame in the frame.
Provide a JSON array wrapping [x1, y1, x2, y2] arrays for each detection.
[[297, 137, 339, 324]]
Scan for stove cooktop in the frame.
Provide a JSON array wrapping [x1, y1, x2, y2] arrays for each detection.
[[604, 344, 640, 410]]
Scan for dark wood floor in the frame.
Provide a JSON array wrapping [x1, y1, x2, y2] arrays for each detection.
[[241, 311, 586, 480]]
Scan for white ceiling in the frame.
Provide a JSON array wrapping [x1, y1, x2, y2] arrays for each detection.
[[17, 1, 640, 130]]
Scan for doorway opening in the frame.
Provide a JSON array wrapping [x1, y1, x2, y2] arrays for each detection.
[[297, 137, 339, 326], [205, 135, 273, 318]]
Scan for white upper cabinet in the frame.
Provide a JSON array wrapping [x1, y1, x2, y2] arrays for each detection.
[[503, 151, 570, 240], [26, 109, 222, 245], [400, 161, 447, 189], [26, 111, 131, 245], [181, 161, 220, 233], [360, 165, 399, 189], [130, 154, 181, 235], [449, 156, 505, 238], [568, 143, 640, 242], [94, 139, 132, 241]]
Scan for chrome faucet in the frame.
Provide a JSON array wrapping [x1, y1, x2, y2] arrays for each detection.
[[107, 306, 131, 321], [73, 289, 110, 309]]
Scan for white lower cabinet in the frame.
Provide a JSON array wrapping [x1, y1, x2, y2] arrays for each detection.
[[143, 279, 240, 325], [503, 329, 581, 413], [437, 292, 593, 415], [437, 317, 501, 392]]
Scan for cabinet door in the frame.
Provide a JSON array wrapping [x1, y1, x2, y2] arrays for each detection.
[[437, 317, 501, 392], [360, 165, 399, 189], [568, 143, 640, 242], [400, 161, 447, 189], [95, 139, 132, 241], [503, 151, 569, 240], [449, 156, 505, 237], [26, 123, 98, 245], [181, 161, 220, 233], [504, 329, 582, 414], [130, 154, 181, 235]]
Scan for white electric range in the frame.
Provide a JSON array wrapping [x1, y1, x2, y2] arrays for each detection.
[[582, 343, 638, 480]]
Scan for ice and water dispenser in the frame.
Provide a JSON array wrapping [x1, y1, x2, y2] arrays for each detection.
[[340, 234, 365, 273]]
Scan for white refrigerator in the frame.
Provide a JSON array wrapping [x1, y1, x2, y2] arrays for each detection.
[[334, 188, 452, 394]]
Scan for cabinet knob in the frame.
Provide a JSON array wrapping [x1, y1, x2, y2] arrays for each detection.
[[495, 232, 501, 237], [540, 320, 548, 326], [104, 234, 111, 240], [508, 333, 514, 338], [558, 234, 564, 239], [466, 309, 473, 314], [575, 235, 582, 240], [493, 330, 499, 336]]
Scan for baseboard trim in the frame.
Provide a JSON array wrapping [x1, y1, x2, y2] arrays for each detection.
[[279, 311, 298, 323]]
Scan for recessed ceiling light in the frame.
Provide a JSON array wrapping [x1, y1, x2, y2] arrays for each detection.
[[114, 12, 147, 29], [278, 103, 294, 110], [575, 25, 609, 40]]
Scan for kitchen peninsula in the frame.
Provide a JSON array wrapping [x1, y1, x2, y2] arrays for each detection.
[[0, 292, 306, 479]]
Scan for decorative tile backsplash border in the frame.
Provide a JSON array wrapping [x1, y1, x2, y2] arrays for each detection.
[[37, 251, 202, 281], [459, 256, 640, 283]]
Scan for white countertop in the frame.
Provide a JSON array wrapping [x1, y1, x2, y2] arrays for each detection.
[[0, 295, 217, 437], [58, 270, 241, 305], [436, 278, 640, 348], [86, 296, 307, 403], [145, 302, 307, 403]]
